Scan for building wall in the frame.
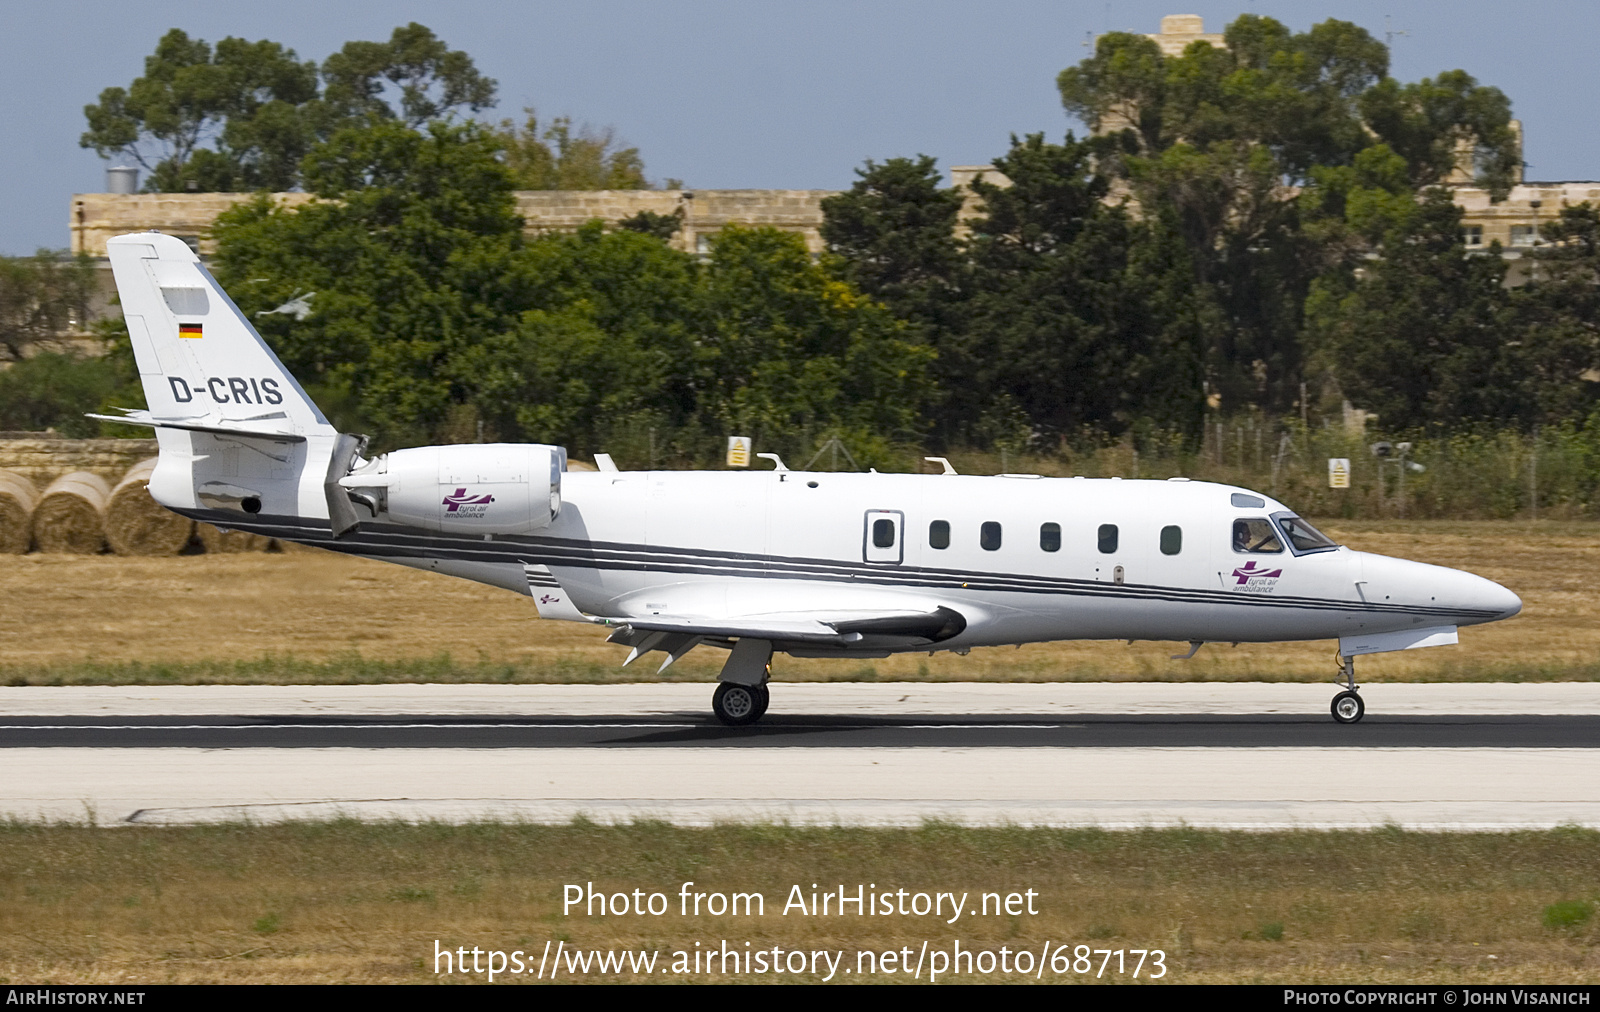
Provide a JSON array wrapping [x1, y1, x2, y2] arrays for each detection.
[[1144, 14, 1225, 56], [0, 437, 160, 488], [69, 189, 831, 259], [1455, 182, 1600, 284], [70, 192, 317, 258]]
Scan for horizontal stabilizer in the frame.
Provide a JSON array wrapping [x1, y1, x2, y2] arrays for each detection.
[[86, 409, 304, 444]]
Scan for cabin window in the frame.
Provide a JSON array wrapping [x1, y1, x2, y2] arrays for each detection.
[[980, 521, 1002, 551], [1160, 525, 1182, 555], [872, 518, 896, 549], [1233, 518, 1283, 553], [1039, 522, 1061, 552], [929, 520, 950, 549], [863, 510, 904, 564], [1097, 524, 1118, 554]]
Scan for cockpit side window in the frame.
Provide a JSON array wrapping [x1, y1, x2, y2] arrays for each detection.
[[1232, 518, 1283, 554], [1271, 512, 1339, 554]]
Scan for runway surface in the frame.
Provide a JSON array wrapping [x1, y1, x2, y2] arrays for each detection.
[[4, 683, 1598, 829], [5, 712, 1599, 749]]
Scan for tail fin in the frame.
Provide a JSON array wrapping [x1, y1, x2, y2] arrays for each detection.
[[106, 232, 330, 428], [100, 231, 341, 521]]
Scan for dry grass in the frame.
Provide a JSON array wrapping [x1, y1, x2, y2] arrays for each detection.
[[0, 520, 1594, 685], [0, 822, 1596, 984]]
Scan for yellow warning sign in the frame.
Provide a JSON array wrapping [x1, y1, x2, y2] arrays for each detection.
[[1328, 457, 1351, 488], [726, 436, 752, 468]]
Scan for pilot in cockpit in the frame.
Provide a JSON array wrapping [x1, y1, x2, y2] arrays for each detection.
[[1233, 518, 1283, 553]]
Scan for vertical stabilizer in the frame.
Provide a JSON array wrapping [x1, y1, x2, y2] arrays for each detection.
[[102, 232, 341, 521]]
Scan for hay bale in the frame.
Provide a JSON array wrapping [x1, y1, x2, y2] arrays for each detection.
[[197, 522, 269, 553], [0, 470, 39, 554], [105, 459, 193, 556], [33, 471, 110, 554]]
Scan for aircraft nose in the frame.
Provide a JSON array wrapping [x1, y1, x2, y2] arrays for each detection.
[[1358, 552, 1521, 624], [1440, 569, 1521, 623], [1488, 580, 1522, 620]]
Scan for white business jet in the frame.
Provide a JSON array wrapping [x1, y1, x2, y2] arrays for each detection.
[[95, 232, 1522, 726]]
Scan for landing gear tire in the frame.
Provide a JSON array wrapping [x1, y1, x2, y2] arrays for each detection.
[[713, 683, 763, 726], [1331, 690, 1365, 724]]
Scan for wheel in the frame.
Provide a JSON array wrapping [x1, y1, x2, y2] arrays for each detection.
[[713, 683, 761, 726], [750, 683, 770, 720], [1331, 690, 1364, 724]]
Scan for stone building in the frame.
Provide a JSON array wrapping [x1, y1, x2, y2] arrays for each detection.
[[69, 188, 831, 259]]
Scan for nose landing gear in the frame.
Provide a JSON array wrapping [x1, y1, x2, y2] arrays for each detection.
[[1331, 654, 1364, 724]]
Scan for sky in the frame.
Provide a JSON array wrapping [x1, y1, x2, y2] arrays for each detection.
[[3, 0, 1599, 254]]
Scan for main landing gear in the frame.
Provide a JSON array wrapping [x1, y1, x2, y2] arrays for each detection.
[[711, 637, 774, 727], [712, 682, 770, 726], [1331, 653, 1364, 724]]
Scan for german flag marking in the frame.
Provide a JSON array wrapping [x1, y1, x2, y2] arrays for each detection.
[[178, 323, 203, 338]]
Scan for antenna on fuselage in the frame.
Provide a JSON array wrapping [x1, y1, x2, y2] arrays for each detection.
[[804, 437, 860, 472], [755, 453, 788, 472], [924, 456, 957, 475]]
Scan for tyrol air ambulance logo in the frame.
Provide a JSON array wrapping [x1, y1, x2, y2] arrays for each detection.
[[443, 488, 494, 519], [1231, 560, 1283, 593]]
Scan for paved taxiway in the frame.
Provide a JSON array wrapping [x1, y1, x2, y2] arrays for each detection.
[[4, 683, 1598, 829]]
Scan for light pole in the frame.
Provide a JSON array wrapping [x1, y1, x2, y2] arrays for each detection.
[[1370, 441, 1425, 517]]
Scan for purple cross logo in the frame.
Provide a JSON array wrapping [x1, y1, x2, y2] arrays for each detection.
[[443, 487, 494, 513], [1232, 560, 1283, 585]]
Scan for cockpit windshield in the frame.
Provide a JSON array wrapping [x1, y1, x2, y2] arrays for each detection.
[[1270, 512, 1338, 554]]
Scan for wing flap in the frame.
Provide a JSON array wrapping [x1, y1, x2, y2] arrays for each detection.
[[606, 606, 966, 646]]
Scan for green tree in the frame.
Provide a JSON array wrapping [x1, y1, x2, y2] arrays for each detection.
[[82, 24, 495, 193], [499, 111, 652, 190], [319, 22, 496, 127], [1511, 203, 1600, 421], [487, 221, 704, 449], [213, 119, 527, 446], [819, 155, 964, 317], [1360, 70, 1520, 196], [1056, 15, 1520, 415], [1306, 191, 1529, 429], [81, 29, 321, 192], [214, 119, 926, 460], [0, 251, 97, 362], [615, 209, 684, 240], [695, 226, 936, 457], [0, 352, 129, 437], [956, 134, 1209, 438]]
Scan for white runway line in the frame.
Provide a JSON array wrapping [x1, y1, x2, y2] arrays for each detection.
[[6, 681, 1600, 716], [6, 746, 1600, 829]]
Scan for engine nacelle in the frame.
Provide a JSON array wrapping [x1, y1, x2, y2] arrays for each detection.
[[341, 443, 566, 536]]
